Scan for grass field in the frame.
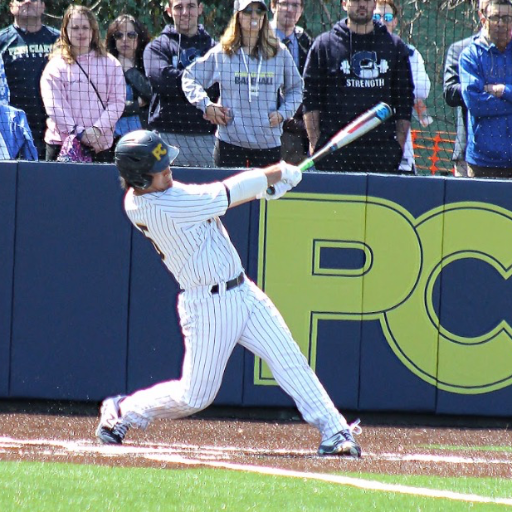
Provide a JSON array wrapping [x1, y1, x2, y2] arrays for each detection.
[[0, 461, 511, 512]]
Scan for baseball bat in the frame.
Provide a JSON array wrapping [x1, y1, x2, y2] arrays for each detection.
[[267, 101, 393, 195]]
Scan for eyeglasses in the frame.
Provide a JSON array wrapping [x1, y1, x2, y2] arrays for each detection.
[[241, 7, 267, 16], [113, 31, 138, 40], [373, 13, 394, 22], [277, 2, 302, 9], [485, 14, 512, 24]]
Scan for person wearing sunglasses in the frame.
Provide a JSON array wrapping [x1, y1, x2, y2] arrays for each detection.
[[459, 0, 512, 178], [40, 5, 125, 162], [0, 0, 59, 160], [302, 0, 414, 174], [143, 0, 217, 167], [106, 15, 152, 139], [374, 0, 432, 175], [443, 12, 483, 179], [270, 0, 313, 165], [182, 0, 302, 168]]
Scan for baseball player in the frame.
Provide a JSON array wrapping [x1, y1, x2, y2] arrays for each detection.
[[95, 130, 362, 457]]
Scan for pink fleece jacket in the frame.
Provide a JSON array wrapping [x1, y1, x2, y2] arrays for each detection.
[[41, 51, 126, 151]]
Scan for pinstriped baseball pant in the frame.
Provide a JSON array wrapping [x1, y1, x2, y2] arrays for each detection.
[[120, 278, 348, 440]]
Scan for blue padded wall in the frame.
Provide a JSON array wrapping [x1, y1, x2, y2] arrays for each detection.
[[359, 174, 445, 413], [242, 171, 368, 408], [436, 177, 512, 416], [0, 163, 16, 397], [10, 163, 131, 400]]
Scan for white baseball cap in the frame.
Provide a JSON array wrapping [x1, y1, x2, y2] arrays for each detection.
[[234, 0, 268, 12]]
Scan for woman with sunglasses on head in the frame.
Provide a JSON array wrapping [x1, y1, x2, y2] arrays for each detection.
[[182, 0, 302, 168], [40, 5, 125, 162], [106, 15, 152, 139]]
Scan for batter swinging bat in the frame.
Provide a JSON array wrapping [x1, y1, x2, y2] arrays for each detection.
[[268, 101, 393, 195]]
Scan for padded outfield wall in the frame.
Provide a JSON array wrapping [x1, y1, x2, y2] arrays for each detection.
[[1, 161, 511, 417]]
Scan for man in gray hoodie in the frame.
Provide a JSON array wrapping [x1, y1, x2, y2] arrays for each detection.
[[143, 0, 217, 167]]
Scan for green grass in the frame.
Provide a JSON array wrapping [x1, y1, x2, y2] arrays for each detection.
[[423, 444, 512, 453], [0, 461, 511, 512]]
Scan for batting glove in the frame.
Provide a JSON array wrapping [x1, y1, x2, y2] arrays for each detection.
[[280, 160, 302, 187], [257, 180, 292, 200]]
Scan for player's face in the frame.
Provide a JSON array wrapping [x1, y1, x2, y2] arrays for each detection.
[[149, 168, 173, 192], [114, 20, 138, 60], [167, 0, 203, 37], [10, 0, 45, 19], [481, 3, 512, 48], [343, 0, 377, 25], [373, 4, 398, 33], [272, 1, 303, 33], [67, 12, 93, 55]]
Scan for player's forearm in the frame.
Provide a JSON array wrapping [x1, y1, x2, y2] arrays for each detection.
[[224, 165, 285, 208]]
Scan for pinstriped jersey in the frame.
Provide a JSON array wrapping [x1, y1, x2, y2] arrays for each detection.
[[124, 181, 243, 290]]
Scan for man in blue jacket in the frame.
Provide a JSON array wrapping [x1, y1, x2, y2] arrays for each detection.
[[302, 0, 414, 173], [143, 0, 217, 167], [460, 0, 512, 178]]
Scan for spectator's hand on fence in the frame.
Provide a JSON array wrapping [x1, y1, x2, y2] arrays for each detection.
[[269, 111, 283, 128], [204, 104, 232, 126], [484, 84, 505, 98]]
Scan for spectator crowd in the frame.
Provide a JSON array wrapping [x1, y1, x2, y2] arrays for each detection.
[[0, 0, 510, 179]]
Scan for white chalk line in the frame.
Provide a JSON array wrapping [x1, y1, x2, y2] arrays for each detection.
[[146, 454, 512, 507], [1, 436, 511, 506]]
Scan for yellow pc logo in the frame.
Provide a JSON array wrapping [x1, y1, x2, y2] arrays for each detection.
[[152, 143, 167, 161]]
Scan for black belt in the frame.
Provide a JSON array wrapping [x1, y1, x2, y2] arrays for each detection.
[[211, 273, 244, 294]]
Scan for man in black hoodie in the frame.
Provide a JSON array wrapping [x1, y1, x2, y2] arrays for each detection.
[[144, 0, 217, 167], [303, 0, 414, 173]]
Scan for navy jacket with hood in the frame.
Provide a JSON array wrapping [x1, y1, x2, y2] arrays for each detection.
[[303, 19, 414, 147], [143, 24, 217, 134]]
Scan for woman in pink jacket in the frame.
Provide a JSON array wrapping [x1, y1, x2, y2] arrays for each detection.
[[41, 5, 125, 162]]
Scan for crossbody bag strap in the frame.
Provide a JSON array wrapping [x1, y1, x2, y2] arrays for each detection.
[[76, 60, 106, 110]]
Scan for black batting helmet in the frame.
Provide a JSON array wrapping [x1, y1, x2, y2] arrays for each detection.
[[115, 130, 179, 189]]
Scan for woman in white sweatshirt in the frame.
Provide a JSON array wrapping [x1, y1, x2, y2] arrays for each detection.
[[182, 0, 302, 168]]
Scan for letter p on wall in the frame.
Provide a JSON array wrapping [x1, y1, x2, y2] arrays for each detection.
[[256, 193, 422, 384]]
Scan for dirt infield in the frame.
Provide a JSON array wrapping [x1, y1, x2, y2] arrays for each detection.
[[0, 401, 511, 479]]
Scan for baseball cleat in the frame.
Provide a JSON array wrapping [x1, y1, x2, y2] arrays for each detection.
[[96, 395, 129, 444], [318, 419, 362, 457]]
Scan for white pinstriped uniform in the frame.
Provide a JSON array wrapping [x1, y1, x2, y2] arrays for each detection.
[[120, 180, 349, 441]]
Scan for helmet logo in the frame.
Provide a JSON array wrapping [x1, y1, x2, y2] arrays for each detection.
[[152, 143, 167, 161]]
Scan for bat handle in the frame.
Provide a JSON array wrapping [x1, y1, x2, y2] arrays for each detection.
[[266, 158, 313, 196]]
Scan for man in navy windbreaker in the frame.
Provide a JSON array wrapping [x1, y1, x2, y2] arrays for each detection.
[[302, 0, 414, 173], [460, 0, 512, 178]]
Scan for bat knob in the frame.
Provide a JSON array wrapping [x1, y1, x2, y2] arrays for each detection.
[[266, 186, 276, 196]]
